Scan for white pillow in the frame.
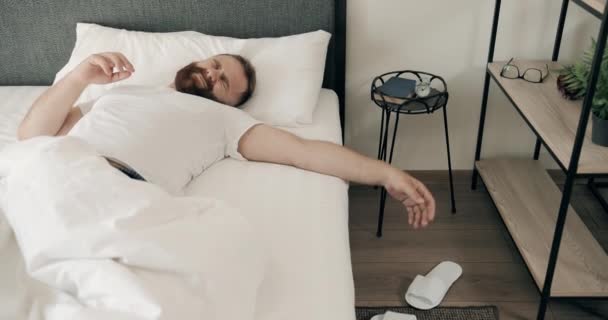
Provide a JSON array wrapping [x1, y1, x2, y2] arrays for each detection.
[[54, 23, 331, 126]]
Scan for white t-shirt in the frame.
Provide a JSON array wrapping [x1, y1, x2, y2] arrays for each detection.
[[69, 85, 261, 194]]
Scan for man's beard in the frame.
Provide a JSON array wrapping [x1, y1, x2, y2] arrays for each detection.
[[174, 63, 218, 101]]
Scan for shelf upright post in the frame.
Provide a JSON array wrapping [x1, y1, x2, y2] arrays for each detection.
[[472, 0, 502, 190], [552, 0, 570, 61], [534, 0, 571, 160], [537, 2, 608, 319]]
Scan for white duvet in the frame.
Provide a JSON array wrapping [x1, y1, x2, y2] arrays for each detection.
[[0, 136, 266, 320]]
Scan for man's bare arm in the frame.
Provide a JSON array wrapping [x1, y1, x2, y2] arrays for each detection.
[[17, 75, 87, 140], [17, 52, 134, 140], [238, 124, 436, 229]]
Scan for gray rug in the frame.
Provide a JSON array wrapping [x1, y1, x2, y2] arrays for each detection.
[[356, 306, 499, 320]]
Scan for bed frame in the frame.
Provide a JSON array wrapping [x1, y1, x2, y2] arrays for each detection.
[[0, 0, 347, 133]]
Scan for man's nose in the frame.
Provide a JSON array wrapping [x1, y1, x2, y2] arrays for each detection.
[[205, 69, 218, 86]]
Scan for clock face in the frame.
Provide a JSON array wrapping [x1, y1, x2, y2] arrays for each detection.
[[415, 82, 431, 97]]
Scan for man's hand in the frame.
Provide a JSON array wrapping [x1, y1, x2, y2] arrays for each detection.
[[384, 169, 436, 229], [70, 52, 135, 85]]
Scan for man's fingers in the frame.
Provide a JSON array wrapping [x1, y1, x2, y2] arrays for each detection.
[[407, 207, 413, 225], [115, 52, 135, 72], [116, 52, 134, 71], [419, 204, 429, 227], [101, 53, 126, 73], [413, 205, 421, 229], [388, 173, 436, 229], [111, 71, 132, 82], [91, 55, 113, 76], [416, 181, 436, 221], [427, 195, 436, 222]]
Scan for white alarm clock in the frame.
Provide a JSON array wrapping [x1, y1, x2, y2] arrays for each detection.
[[415, 81, 431, 97]]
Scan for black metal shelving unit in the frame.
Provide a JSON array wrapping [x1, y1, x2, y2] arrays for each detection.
[[471, 1, 608, 319]]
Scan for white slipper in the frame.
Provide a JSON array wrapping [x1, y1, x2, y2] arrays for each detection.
[[405, 261, 462, 310], [370, 311, 416, 320]]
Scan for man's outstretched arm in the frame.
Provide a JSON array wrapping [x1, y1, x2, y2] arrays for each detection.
[[17, 52, 134, 140], [17, 72, 88, 140], [238, 124, 436, 229]]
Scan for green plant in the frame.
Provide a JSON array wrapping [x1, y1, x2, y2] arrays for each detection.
[[558, 38, 608, 120], [558, 64, 587, 99]]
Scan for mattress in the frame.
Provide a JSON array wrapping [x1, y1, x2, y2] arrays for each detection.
[[0, 87, 354, 320]]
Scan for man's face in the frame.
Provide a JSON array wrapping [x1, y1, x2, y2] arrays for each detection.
[[174, 55, 248, 106]]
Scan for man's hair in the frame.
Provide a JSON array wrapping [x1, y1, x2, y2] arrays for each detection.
[[223, 54, 256, 107]]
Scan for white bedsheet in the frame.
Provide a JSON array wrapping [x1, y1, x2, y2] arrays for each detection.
[[1, 136, 266, 320], [0, 87, 354, 320]]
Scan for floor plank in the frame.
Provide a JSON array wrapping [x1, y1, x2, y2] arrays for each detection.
[[353, 262, 539, 303], [350, 229, 519, 263], [349, 170, 608, 319], [349, 183, 503, 231]]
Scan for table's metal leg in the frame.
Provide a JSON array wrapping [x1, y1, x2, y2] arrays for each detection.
[[377, 108, 386, 161], [374, 109, 388, 190], [376, 110, 391, 237], [377, 188, 388, 238], [376, 111, 398, 238], [387, 113, 401, 165], [380, 111, 391, 162], [443, 107, 456, 213]]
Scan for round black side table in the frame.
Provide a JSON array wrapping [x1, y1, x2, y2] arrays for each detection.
[[371, 70, 456, 238]]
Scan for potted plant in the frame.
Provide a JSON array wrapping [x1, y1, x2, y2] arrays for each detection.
[[558, 39, 608, 146]]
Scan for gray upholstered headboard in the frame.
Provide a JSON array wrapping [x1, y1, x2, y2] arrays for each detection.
[[0, 0, 346, 131]]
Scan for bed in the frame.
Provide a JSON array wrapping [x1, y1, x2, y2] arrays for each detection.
[[0, 87, 353, 320], [0, 1, 352, 320]]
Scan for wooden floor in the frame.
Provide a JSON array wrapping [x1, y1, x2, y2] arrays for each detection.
[[349, 171, 608, 320]]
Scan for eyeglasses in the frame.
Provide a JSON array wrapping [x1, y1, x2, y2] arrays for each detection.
[[500, 58, 549, 83]]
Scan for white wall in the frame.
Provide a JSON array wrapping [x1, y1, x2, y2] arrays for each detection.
[[344, 0, 599, 170]]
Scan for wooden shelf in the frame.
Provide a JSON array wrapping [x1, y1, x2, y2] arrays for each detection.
[[476, 159, 608, 297], [573, 0, 605, 18], [488, 60, 608, 175]]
